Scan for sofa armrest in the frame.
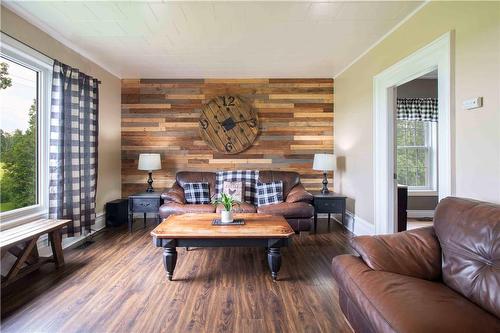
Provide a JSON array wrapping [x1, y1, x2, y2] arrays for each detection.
[[285, 183, 313, 203], [161, 183, 186, 204], [350, 227, 441, 280]]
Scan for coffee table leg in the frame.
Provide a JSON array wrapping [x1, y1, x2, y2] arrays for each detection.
[[267, 247, 281, 281], [163, 247, 177, 281]]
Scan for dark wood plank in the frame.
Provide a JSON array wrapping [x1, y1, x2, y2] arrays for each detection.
[[1, 219, 354, 333]]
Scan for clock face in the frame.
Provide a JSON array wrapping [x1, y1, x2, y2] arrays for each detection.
[[199, 95, 259, 154]]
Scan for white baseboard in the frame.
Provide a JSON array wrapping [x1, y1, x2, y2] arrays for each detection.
[[38, 212, 106, 254], [344, 211, 375, 236], [407, 210, 434, 218]]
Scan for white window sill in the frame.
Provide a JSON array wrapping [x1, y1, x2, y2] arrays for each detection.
[[0, 210, 49, 231], [408, 190, 438, 197]]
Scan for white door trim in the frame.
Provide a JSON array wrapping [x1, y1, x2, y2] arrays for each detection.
[[373, 32, 454, 234]]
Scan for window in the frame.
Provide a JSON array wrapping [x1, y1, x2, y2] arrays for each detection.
[[396, 119, 437, 192], [0, 58, 38, 212], [0, 33, 52, 224]]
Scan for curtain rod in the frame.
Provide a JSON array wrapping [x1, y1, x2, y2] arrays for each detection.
[[1, 31, 102, 84]]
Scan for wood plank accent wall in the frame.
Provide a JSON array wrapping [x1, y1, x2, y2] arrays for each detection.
[[121, 78, 334, 197]]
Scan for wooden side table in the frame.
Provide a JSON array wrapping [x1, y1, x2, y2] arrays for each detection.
[[313, 192, 347, 233], [128, 192, 163, 233]]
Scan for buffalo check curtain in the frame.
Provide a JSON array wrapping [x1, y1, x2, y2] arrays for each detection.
[[49, 60, 99, 237], [397, 98, 438, 122]]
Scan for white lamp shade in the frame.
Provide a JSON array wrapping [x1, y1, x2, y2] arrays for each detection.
[[313, 153, 336, 171], [138, 153, 162, 171]]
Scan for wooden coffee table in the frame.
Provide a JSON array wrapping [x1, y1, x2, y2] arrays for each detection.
[[151, 213, 294, 281]]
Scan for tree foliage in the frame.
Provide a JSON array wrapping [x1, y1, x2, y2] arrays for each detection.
[[0, 62, 12, 90], [396, 120, 428, 187], [0, 102, 37, 210]]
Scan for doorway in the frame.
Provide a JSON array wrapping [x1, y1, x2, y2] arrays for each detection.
[[395, 71, 439, 231], [373, 32, 454, 234]]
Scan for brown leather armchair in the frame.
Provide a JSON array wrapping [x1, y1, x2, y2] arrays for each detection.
[[159, 170, 314, 232], [332, 197, 500, 333]]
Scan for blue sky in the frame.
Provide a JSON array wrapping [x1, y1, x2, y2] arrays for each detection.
[[0, 57, 37, 133]]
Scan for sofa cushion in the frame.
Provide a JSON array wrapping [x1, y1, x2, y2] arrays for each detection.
[[257, 181, 284, 207], [434, 197, 500, 318], [161, 182, 185, 204], [350, 227, 441, 280], [285, 183, 313, 203], [215, 202, 256, 214], [332, 255, 500, 333], [257, 202, 313, 219], [159, 203, 215, 217]]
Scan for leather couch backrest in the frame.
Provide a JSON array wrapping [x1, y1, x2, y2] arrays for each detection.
[[176, 172, 216, 198], [258, 170, 300, 198], [434, 197, 500, 318]]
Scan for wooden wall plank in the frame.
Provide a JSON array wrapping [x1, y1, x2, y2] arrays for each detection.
[[121, 78, 334, 197]]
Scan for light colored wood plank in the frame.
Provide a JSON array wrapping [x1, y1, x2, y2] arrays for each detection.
[[165, 94, 205, 99], [294, 112, 334, 118], [269, 94, 332, 100], [208, 159, 273, 164], [293, 135, 334, 141], [122, 104, 171, 109]]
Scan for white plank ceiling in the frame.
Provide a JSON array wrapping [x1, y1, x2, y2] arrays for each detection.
[[3, 1, 423, 78]]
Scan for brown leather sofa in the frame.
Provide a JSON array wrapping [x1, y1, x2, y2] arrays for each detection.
[[332, 197, 500, 333], [159, 170, 314, 232]]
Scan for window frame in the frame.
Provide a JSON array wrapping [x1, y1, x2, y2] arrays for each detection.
[[396, 119, 438, 194], [0, 33, 53, 227]]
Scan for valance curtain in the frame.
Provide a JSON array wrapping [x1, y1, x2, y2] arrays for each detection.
[[396, 98, 438, 122], [49, 60, 99, 237]]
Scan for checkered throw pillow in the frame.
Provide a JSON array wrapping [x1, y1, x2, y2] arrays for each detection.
[[216, 170, 259, 205], [182, 182, 210, 204], [257, 181, 283, 207]]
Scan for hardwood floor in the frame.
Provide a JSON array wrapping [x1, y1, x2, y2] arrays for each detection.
[[1, 219, 355, 333], [407, 218, 433, 230]]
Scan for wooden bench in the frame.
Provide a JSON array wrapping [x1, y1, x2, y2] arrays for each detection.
[[0, 219, 71, 288]]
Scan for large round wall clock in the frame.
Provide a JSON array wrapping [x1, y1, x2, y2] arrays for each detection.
[[199, 95, 259, 154]]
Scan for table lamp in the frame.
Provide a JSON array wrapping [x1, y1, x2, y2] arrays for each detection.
[[313, 153, 336, 194], [138, 153, 162, 192]]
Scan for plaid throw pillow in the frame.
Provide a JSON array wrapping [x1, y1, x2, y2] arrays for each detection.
[[215, 170, 259, 205], [182, 182, 210, 204], [257, 181, 283, 207]]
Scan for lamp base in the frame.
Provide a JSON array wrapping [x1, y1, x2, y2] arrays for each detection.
[[321, 172, 330, 194], [146, 172, 154, 192]]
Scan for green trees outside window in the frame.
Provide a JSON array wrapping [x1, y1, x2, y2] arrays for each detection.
[[0, 59, 38, 212], [396, 119, 432, 189]]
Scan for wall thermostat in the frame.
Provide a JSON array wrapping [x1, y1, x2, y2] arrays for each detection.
[[462, 97, 483, 110]]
